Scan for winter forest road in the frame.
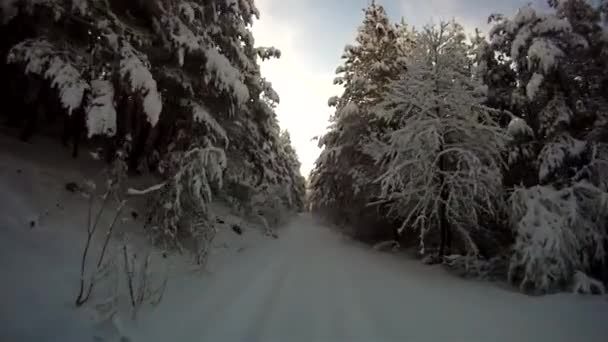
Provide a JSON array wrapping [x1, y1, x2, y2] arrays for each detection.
[[135, 214, 608, 342]]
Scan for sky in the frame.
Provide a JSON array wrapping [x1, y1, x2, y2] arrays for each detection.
[[252, 0, 548, 176]]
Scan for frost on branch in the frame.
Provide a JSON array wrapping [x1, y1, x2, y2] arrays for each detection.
[[7, 39, 88, 114], [86, 80, 116, 138], [119, 42, 162, 126], [509, 182, 608, 293]]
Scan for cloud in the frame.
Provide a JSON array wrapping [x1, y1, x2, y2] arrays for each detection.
[[253, 0, 342, 177], [399, 0, 549, 34], [250, 0, 550, 177]]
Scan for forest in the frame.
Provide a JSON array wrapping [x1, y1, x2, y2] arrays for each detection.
[[0, 0, 607, 303], [310, 0, 608, 294], [0, 0, 306, 256]]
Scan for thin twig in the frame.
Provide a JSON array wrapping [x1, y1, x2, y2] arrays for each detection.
[[80, 199, 125, 305], [123, 244, 136, 307], [75, 193, 95, 306]]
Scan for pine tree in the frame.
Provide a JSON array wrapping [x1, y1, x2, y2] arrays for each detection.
[[309, 1, 406, 238], [488, 1, 608, 292], [0, 0, 305, 252], [369, 21, 507, 258]]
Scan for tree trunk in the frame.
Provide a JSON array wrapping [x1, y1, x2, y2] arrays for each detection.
[[438, 173, 450, 258], [432, 33, 450, 258]]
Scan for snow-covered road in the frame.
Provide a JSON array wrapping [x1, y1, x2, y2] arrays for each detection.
[[133, 214, 608, 342], [1, 134, 606, 342]]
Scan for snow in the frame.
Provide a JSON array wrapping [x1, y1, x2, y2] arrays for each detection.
[[573, 271, 606, 295], [510, 182, 608, 292], [1, 135, 608, 341], [204, 47, 250, 106], [86, 80, 116, 137], [528, 38, 564, 73], [512, 5, 537, 30], [46, 55, 88, 114], [538, 135, 586, 182], [339, 102, 359, 117], [328, 96, 339, 107], [71, 0, 88, 16], [183, 100, 229, 147], [165, 17, 201, 66], [533, 16, 572, 35], [119, 42, 162, 127], [511, 26, 532, 61], [7, 39, 88, 115], [526, 72, 544, 99], [178, 2, 195, 23], [508, 117, 534, 137], [256, 47, 281, 60], [262, 79, 280, 103], [127, 182, 167, 196]]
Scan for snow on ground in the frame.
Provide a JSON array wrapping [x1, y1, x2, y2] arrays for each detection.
[[0, 133, 273, 341], [1, 133, 608, 342]]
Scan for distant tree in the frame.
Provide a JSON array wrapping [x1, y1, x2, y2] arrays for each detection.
[[310, 1, 407, 239]]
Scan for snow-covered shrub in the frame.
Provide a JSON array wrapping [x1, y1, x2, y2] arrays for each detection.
[[572, 271, 605, 295], [444, 254, 508, 280], [509, 182, 608, 293], [145, 146, 226, 261]]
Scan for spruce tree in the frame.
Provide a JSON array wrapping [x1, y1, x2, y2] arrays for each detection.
[[309, 1, 406, 238], [488, 1, 608, 292]]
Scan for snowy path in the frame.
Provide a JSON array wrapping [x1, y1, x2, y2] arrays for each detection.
[[133, 214, 608, 342], [0, 135, 606, 342]]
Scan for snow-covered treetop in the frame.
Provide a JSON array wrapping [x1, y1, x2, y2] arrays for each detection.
[[330, 1, 404, 111]]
